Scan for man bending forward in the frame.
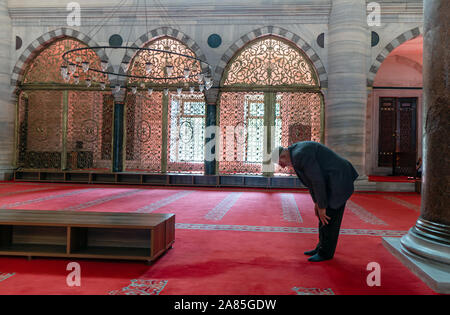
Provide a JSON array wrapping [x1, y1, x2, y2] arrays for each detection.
[[273, 141, 359, 262]]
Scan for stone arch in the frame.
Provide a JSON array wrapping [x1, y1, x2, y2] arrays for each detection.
[[11, 27, 108, 89], [367, 26, 423, 86], [215, 26, 327, 88], [119, 27, 208, 83]]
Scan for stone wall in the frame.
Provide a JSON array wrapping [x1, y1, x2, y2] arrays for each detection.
[[0, 0, 425, 180]]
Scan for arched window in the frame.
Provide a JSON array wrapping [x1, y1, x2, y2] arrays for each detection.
[[17, 38, 113, 171], [223, 36, 317, 87], [218, 35, 323, 176], [125, 36, 206, 174]]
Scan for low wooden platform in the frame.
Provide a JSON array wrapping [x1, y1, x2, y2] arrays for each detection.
[[0, 209, 175, 263], [13, 170, 305, 189]]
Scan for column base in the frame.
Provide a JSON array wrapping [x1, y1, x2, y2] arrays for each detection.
[[382, 220, 450, 294], [383, 237, 450, 294], [402, 219, 450, 264]]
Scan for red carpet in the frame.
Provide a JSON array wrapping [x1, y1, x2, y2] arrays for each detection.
[[0, 182, 438, 295]]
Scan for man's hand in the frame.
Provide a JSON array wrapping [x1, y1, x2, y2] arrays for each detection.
[[314, 203, 319, 218], [317, 206, 331, 225]]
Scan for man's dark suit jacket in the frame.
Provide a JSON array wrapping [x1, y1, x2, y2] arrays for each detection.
[[288, 141, 359, 209]]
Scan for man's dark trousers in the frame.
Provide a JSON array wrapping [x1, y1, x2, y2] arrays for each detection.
[[316, 203, 346, 258]]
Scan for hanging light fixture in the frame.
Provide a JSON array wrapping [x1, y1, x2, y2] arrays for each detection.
[[165, 65, 174, 77], [68, 63, 77, 75], [101, 60, 108, 72], [199, 84, 204, 92], [189, 86, 195, 94], [145, 62, 153, 74], [61, 1, 212, 93], [147, 88, 153, 95], [183, 67, 190, 79], [113, 84, 121, 94], [82, 61, 90, 73], [121, 61, 130, 73], [60, 65, 68, 77], [131, 86, 137, 94], [73, 75, 80, 85], [177, 87, 183, 96]]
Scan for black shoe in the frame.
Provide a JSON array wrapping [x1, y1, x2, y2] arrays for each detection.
[[304, 249, 318, 256], [308, 253, 332, 262]]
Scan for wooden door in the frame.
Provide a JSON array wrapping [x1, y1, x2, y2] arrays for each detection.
[[378, 97, 417, 176]]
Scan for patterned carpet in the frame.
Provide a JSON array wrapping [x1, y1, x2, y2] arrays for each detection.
[[0, 181, 437, 295]]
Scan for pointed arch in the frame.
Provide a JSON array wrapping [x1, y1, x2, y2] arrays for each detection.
[[215, 26, 327, 88], [221, 35, 319, 88], [11, 28, 108, 88], [216, 32, 324, 176], [119, 27, 208, 86], [12, 29, 114, 171], [126, 35, 203, 87], [368, 26, 422, 87], [22, 37, 108, 86], [122, 29, 208, 174]]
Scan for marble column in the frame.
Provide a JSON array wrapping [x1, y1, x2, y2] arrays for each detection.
[[0, 0, 14, 180], [383, 0, 450, 294], [326, 0, 369, 176]]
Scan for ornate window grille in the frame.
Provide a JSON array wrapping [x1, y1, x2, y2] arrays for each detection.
[[125, 36, 206, 174], [125, 92, 164, 173], [128, 36, 202, 87], [17, 38, 112, 171], [169, 93, 205, 162], [219, 35, 323, 176]]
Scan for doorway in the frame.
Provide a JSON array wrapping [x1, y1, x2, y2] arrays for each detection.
[[378, 97, 418, 176]]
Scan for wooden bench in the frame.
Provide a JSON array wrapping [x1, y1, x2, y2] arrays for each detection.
[[0, 209, 175, 264]]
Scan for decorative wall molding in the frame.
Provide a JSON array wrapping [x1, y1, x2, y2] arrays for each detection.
[[8, 3, 332, 25]]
